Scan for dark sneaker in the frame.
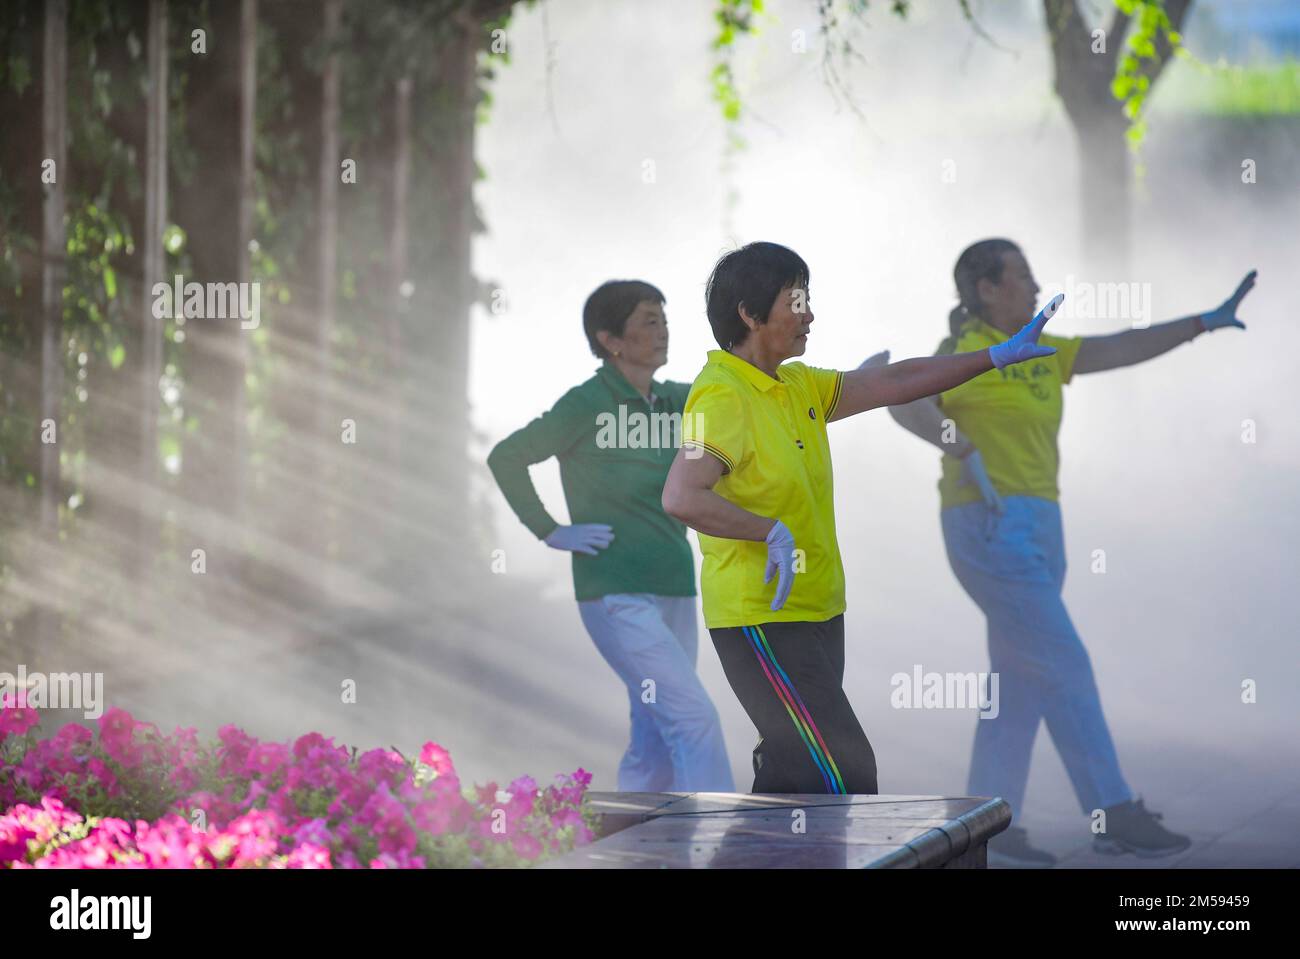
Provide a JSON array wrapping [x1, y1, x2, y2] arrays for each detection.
[[1093, 798, 1192, 858], [987, 826, 1057, 868], [752, 738, 765, 777]]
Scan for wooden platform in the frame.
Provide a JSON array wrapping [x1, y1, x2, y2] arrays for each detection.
[[543, 792, 1011, 869]]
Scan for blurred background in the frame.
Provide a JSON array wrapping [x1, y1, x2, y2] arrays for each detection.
[[1, 0, 1297, 865]]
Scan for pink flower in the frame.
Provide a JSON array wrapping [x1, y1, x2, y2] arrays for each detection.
[[0, 817, 36, 864], [224, 810, 282, 866], [418, 742, 455, 778], [244, 742, 290, 779], [0, 691, 39, 737], [4, 710, 590, 869], [368, 850, 425, 869], [291, 817, 333, 848], [410, 800, 452, 834], [97, 706, 136, 745], [136, 820, 207, 869], [266, 786, 299, 821], [549, 807, 585, 830], [86, 757, 120, 796], [217, 724, 257, 776], [357, 748, 406, 788], [511, 832, 543, 860], [508, 775, 538, 800], [54, 723, 93, 746], [284, 842, 332, 869], [97, 707, 144, 766], [292, 731, 330, 758]]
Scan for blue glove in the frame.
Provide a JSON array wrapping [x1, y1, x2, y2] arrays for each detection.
[[988, 293, 1063, 370], [764, 519, 797, 612], [544, 523, 614, 556], [1200, 270, 1256, 331]]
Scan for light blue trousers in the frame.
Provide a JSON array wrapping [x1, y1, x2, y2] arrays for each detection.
[[941, 496, 1133, 823], [577, 593, 735, 792]]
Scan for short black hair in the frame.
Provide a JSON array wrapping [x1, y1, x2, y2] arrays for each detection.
[[705, 242, 810, 350], [582, 280, 666, 360]]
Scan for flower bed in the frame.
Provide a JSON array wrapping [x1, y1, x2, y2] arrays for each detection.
[[0, 694, 594, 868]]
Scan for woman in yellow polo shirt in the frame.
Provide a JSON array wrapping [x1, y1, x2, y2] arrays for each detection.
[[888, 238, 1256, 865], [661, 241, 1060, 795]]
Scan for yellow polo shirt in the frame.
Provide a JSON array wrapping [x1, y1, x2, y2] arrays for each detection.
[[681, 349, 845, 629], [936, 319, 1084, 508]]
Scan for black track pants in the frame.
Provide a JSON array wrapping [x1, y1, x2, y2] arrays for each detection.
[[709, 615, 878, 794]]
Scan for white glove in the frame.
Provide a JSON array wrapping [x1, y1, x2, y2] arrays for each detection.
[[544, 524, 614, 557], [764, 519, 797, 611], [958, 450, 1003, 514]]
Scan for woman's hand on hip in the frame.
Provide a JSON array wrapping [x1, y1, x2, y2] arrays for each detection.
[[958, 450, 1004, 515], [544, 524, 614, 556]]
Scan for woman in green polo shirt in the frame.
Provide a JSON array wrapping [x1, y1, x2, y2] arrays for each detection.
[[887, 238, 1255, 864], [487, 280, 734, 793], [661, 241, 1059, 796]]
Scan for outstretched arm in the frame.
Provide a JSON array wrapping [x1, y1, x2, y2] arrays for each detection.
[[829, 351, 995, 422], [1074, 270, 1255, 375], [829, 293, 1065, 422]]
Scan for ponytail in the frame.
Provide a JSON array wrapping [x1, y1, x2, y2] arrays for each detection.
[[948, 303, 969, 338]]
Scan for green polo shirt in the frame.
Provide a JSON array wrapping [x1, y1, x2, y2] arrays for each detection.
[[487, 360, 697, 602]]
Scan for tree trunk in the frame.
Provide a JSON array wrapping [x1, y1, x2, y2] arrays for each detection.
[[397, 29, 477, 594], [138, 0, 169, 578], [174, 0, 255, 581], [0, 0, 46, 509], [1043, 0, 1193, 274], [313, 0, 341, 567], [81, 2, 150, 605], [0, 0, 55, 665], [255, 0, 322, 602], [38, 0, 67, 535], [387, 74, 412, 474]]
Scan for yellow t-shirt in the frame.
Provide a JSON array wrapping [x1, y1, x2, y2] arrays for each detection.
[[681, 349, 845, 629], [936, 320, 1084, 508]]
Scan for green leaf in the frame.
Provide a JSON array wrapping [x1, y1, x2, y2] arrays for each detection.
[[109, 344, 125, 369], [8, 55, 32, 93]]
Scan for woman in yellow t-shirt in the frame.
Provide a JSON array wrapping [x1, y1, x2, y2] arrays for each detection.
[[663, 241, 1060, 796], [888, 238, 1256, 866]]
